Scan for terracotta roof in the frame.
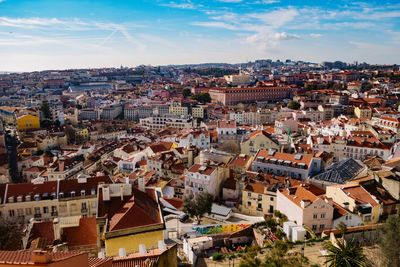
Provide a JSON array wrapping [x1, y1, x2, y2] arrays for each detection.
[[229, 154, 252, 169], [89, 257, 113, 267], [341, 184, 379, 206], [0, 250, 84, 264], [29, 222, 55, 248], [188, 164, 216, 175], [62, 217, 98, 248], [255, 149, 314, 168], [97, 186, 163, 232], [279, 184, 325, 208]]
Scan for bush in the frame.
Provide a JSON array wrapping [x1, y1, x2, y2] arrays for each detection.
[[212, 252, 224, 261]]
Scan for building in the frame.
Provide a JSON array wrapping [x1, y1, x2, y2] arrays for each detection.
[[47, 157, 84, 181], [208, 86, 294, 105], [100, 104, 122, 120], [325, 183, 380, 224], [241, 173, 298, 216], [0, 250, 96, 267], [169, 104, 189, 117], [251, 149, 322, 180], [97, 183, 165, 257], [224, 73, 251, 86], [16, 114, 40, 131], [140, 115, 195, 130], [240, 130, 280, 156], [354, 106, 372, 119], [310, 158, 365, 189], [184, 163, 228, 198], [79, 108, 100, 121], [277, 184, 334, 233], [0, 175, 111, 223], [192, 107, 205, 119]]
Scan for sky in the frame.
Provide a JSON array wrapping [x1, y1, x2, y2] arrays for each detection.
[[0, 0, 399, 71]]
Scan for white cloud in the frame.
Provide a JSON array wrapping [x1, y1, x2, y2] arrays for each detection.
[[309, 33, 322, 38], [191, 21, 239, 31], [161, 1, 198, 9], [217, 0, 242, 3]]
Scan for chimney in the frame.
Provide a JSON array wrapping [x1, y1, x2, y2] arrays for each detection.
[[158, 240, 166, 252], [98, 251, 105, 259], [31, 250, 52, 264], [102, 185, 110, 201], [138, 177, 145, 192], [118, 248, 126, 257], [139, 244, 147, 256]]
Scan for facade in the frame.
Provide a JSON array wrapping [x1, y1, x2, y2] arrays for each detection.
[[184, 163, 228, 198], [79, 108, 100, 121], [277, 184, 334, 233], [0, 176, 111, 223], [140, 115, 195, 130], [325, 184, 380, 224], [47, 157, 84, 181], [100, 104, 123, 120], [241, 130, 280, 156], [251, 149, 322, 180], [97, 183, 165, 257], [16, 114, 40, 131], [209, 86, 294, 105]]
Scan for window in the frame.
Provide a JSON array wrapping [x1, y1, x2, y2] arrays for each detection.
[[248, 192, 251, 197], [312, 224, 317, 231], [270, 197, 274, 201], [321, 213, 325, 219], [25, 208, 32, 215], [34, 207, 40, 215], [258, 203, 262, 209], [17, 208, 24, 216], [247, 201, 251, 207], [319, 224, 325, 230], [313, 214, 318, 219], [9, 210, 15, 217], [81, 202, 87, 211], [43, 207, 49, 214]]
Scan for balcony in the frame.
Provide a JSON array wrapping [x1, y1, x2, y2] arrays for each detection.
[[51, 211, 58, 217], [34, 213, 42, 219], [81, 208, 88, 213]]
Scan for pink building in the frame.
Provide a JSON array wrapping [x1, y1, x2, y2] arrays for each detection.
[[208, 86, 295, 105], [277, 184, 334, 233]]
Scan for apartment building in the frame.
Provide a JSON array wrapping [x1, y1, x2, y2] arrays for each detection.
[[0, 175, 111, 223], [241, 130, 280, 156], [185, 163, 228, 198], [251, 149, 322, 180], [209, 86, 294, 105], [78, 108, 100, 121], [277, 184, 334, 233], [100, 104, 122, 120], [47, 157, 84, 181], [140, 115, 195, 130]]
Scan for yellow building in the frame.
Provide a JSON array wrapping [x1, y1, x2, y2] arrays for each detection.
[[16, 114, 40, 131], [169, 105, 189, 116], [326, 183, 380, 224], [240, 130, 280, 156], [97, 183, 166, 257], [192, 107, 205, 118], [354, 106, 372, 119]]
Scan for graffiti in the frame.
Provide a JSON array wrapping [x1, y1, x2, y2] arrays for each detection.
[[193, 224, 250, 235]]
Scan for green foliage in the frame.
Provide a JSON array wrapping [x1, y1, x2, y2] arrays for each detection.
[[379, 213, 400, 267], [184, 67, 238, 77], [183, 192, 213, 223], [287, 100, 301, 110], [192, 92, 211, 103], [182, 88, 192, 98], [323, 239, 367, 267], [40, 100, 52, 120], [0, 219, 23, 250], [212, 252, 224, 261], [239, 241, 307, 267]]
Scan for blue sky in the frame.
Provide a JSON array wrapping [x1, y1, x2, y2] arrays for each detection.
[[0, 0, 399, 71]]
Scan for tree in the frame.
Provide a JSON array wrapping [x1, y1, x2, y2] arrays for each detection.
[[323, 239, 367, 267], [40, 100, 52, 120], [219, 140, 240, 154], [239, 241, 306, 267], [287, 100, 301, 110], [379, 213, 400, 267], [0, 219, 23, 250], [192, 93, 211, 103], [183, 192, 213, 223], [182, 88, 192, 98]]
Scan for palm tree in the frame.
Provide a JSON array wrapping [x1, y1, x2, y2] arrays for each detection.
[[323, 239, 367, 267]]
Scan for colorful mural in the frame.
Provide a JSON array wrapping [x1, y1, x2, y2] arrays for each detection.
[[193, 224, 250, 235]]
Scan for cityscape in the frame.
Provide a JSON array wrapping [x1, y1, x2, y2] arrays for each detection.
[[0, 1, 400, 267]]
